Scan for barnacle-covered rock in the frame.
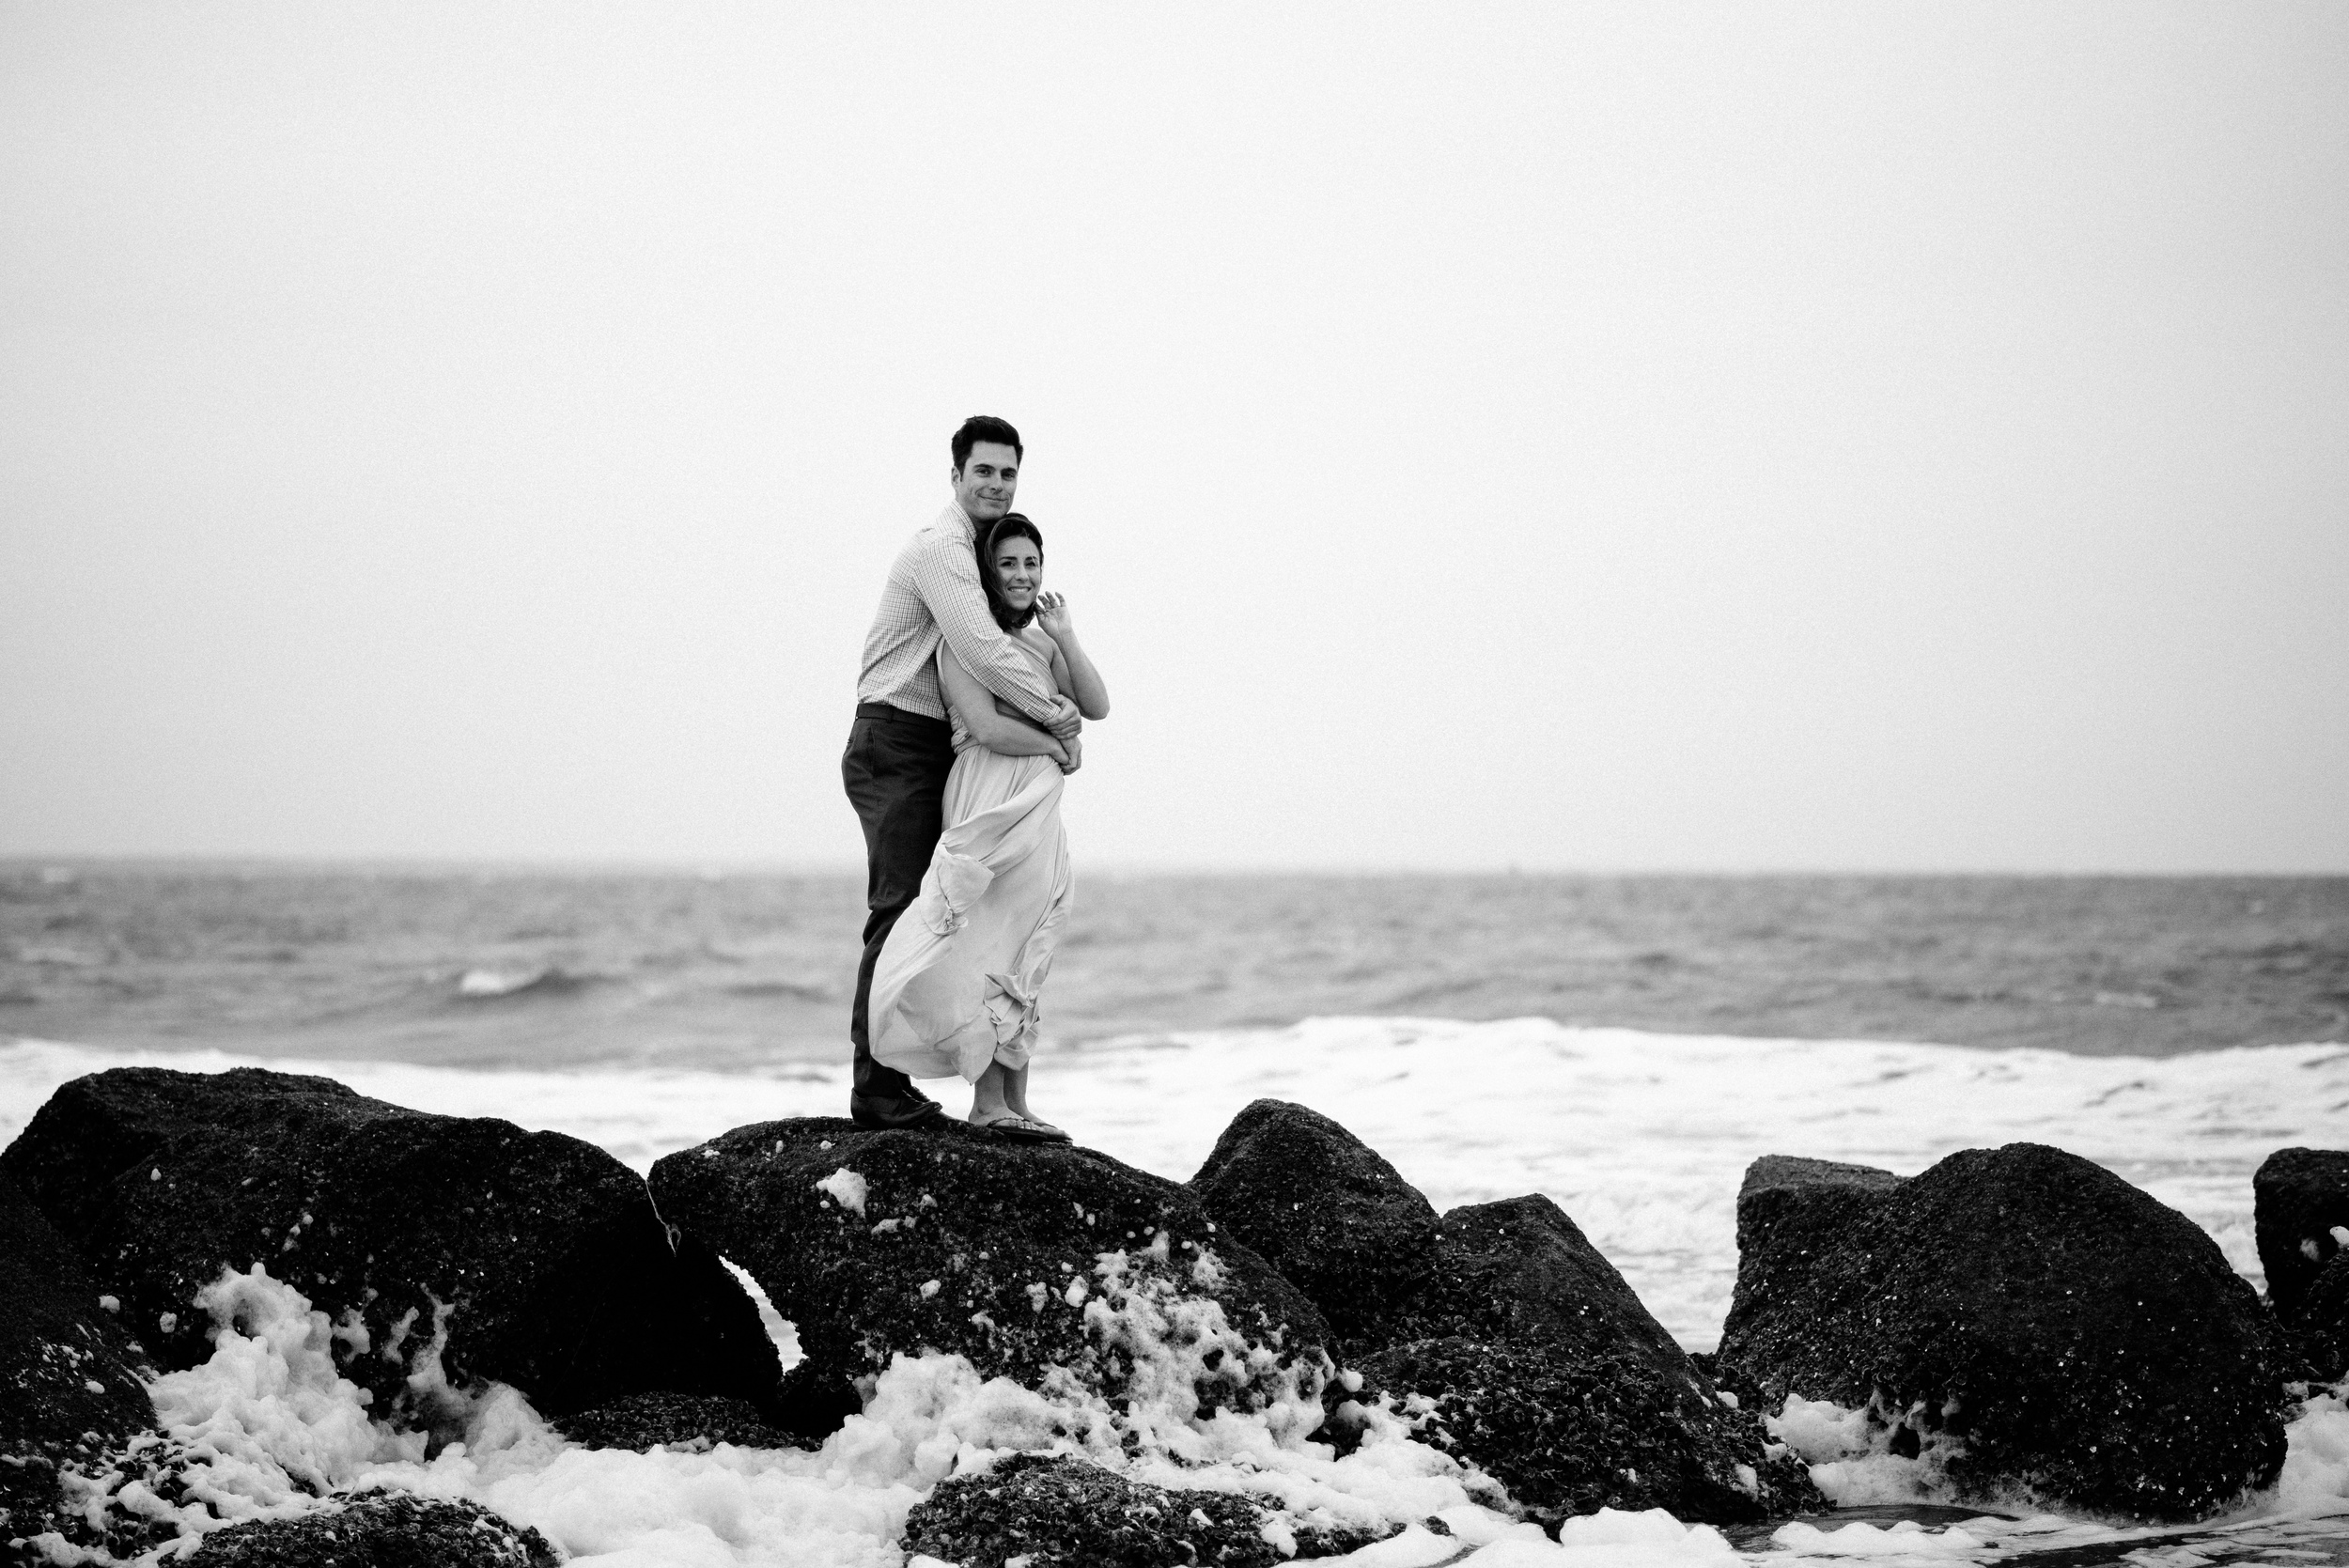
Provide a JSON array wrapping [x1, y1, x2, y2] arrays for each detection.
[[1718, 1141, 2291, 1522], [649, 1118, 1331, 1441]]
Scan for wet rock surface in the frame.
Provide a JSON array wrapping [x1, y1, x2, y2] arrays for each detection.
[[1718, 1141, 2291, 1522], [0, 1172, 162, 1558], [1368, 1192, 1696, 1380], [1186, 1098, 1439, 1347], [901, 1452, 1394, 1568], [179, 1488, 557, 1566], [2255, 1147, 2349, 1328], [649, 1117, 1331, 1442], [553, 1390, 809, 1452], [1355, 1334, 1820, 1528], [0, 1066, 779, 1422]]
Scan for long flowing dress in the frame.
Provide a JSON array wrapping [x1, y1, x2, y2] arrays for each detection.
[[867, 633, 1073, 1083]]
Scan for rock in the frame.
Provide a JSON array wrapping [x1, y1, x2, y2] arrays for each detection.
[[1355, 1336, 1820, 1528], [1181, 1109, 1810, 1530], [2253, 1147, 2349, 1327], [1720, 1156, 1906, 1373], [1315, 1191, 1815, 1527], [648, 1118, 1331, 1441], [179, 1487, 556, 1566], [901, 1452, 1394, 1568], [554, 1391, 807, 1452], [0, 1066, 779, 1424], [0, 1172, 161, 1558], [1717, 1141, 2290, 1522], [1368, 1193, 1693, 1382], [1735, 1156, 1906, 1271], [1186, 1099, 1439, 1346], [2293, 1250, 2349, 1383]]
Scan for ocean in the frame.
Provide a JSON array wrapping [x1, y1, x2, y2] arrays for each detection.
[[7, 865, 2345, 1068], [4, 862, 2346, 1566]]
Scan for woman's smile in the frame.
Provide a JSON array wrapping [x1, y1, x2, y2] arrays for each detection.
[[992, 539, 1043, 608]]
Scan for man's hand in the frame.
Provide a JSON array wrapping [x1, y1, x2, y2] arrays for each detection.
[[1044, 695, 1083, 743], [1058, 734, 1082, 775]]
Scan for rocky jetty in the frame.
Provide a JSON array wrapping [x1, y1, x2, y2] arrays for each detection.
[[648, 1116, 1331, 1440], [0, 1066, 780, 1424], [6, 1063, 2322, 1561], [179, 1488, 558, 1566], [2254, 1146, 2349, 1380], [1718, 1141, 2291, 1522]]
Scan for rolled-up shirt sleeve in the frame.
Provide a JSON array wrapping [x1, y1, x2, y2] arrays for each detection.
[[910, 534, 1062, 722]]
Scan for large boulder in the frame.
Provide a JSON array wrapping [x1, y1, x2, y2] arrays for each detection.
[[0, 1067, 779, 1424], [0, 1172, 161, 1558], [1354, 1335, 1818, 1528], [2254, 1147, 2349, 1327], [1182, 1102, 1812, 1528], [1186, 1099, 1439, 1347], [901, 1453, 1393, 1568], [648, 1118, 1331, 1440], [1717, 1141, 2291, 1522], [1369, 1194, 1694, 1381], [179, 1488, 556, 1566]]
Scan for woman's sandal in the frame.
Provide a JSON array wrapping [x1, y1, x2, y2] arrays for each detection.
[[972, 1112, 1072, 1144]]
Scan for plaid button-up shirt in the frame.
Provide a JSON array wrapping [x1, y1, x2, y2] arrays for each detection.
[[856, 501, 1063, 723]]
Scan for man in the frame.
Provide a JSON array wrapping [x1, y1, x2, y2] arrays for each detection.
[[841, 415, 1082, 1129]]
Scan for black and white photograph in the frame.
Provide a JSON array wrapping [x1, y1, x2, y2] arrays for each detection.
[[3, 5, 2346, 1565]]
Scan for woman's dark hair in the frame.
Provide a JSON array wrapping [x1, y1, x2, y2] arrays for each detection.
[[977, 514, 1045, 631]]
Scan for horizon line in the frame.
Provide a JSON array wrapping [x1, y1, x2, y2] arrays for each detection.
[[3, 853, 2344, 881]]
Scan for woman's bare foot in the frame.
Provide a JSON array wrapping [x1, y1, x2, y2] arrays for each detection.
[[1001, 1063, 1066, 1138], [968, 1063, 1015, 1126]]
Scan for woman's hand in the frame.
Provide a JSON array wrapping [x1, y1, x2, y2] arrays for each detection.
[[1034, 590, 1073, 639]]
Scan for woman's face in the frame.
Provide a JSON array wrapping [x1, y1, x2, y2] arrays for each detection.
[[991, 534, 1042, 612]]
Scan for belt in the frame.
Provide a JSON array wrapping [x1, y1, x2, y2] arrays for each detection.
[[855, 701, 951, 726]]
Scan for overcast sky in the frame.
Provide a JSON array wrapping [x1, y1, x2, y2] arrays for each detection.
[[4, 3, 2344, 873]]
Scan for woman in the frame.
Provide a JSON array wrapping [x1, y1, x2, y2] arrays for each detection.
[[866, 513, 1110, 1142]]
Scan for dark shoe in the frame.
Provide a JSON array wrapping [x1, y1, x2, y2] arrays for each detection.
[[971, 1113, 1072, 1144], [849, 1086, 946, 1130]]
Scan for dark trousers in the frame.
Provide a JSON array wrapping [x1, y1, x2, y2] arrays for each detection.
[[841, 701, 958, 1095]]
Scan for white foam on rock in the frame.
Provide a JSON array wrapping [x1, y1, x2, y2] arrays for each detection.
[[1754, 1386, 2349, 1562], [814, 1165, 868, 1216], [1766, 1395, 1969, 1508], [2272, 1381, 2349, 1520], [44, 1261, 2349, 1567], [41, 1264, 1540, 1566]]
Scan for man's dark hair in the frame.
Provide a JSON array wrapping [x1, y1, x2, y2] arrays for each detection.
[[977, 514, 1045, 632], [951, 415, 1023, 472]]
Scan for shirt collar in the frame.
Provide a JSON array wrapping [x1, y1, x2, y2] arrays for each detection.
[[941, 498, 975, 540]]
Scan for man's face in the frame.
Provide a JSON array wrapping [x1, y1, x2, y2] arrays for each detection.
[[952, 442, 1020, 524]]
